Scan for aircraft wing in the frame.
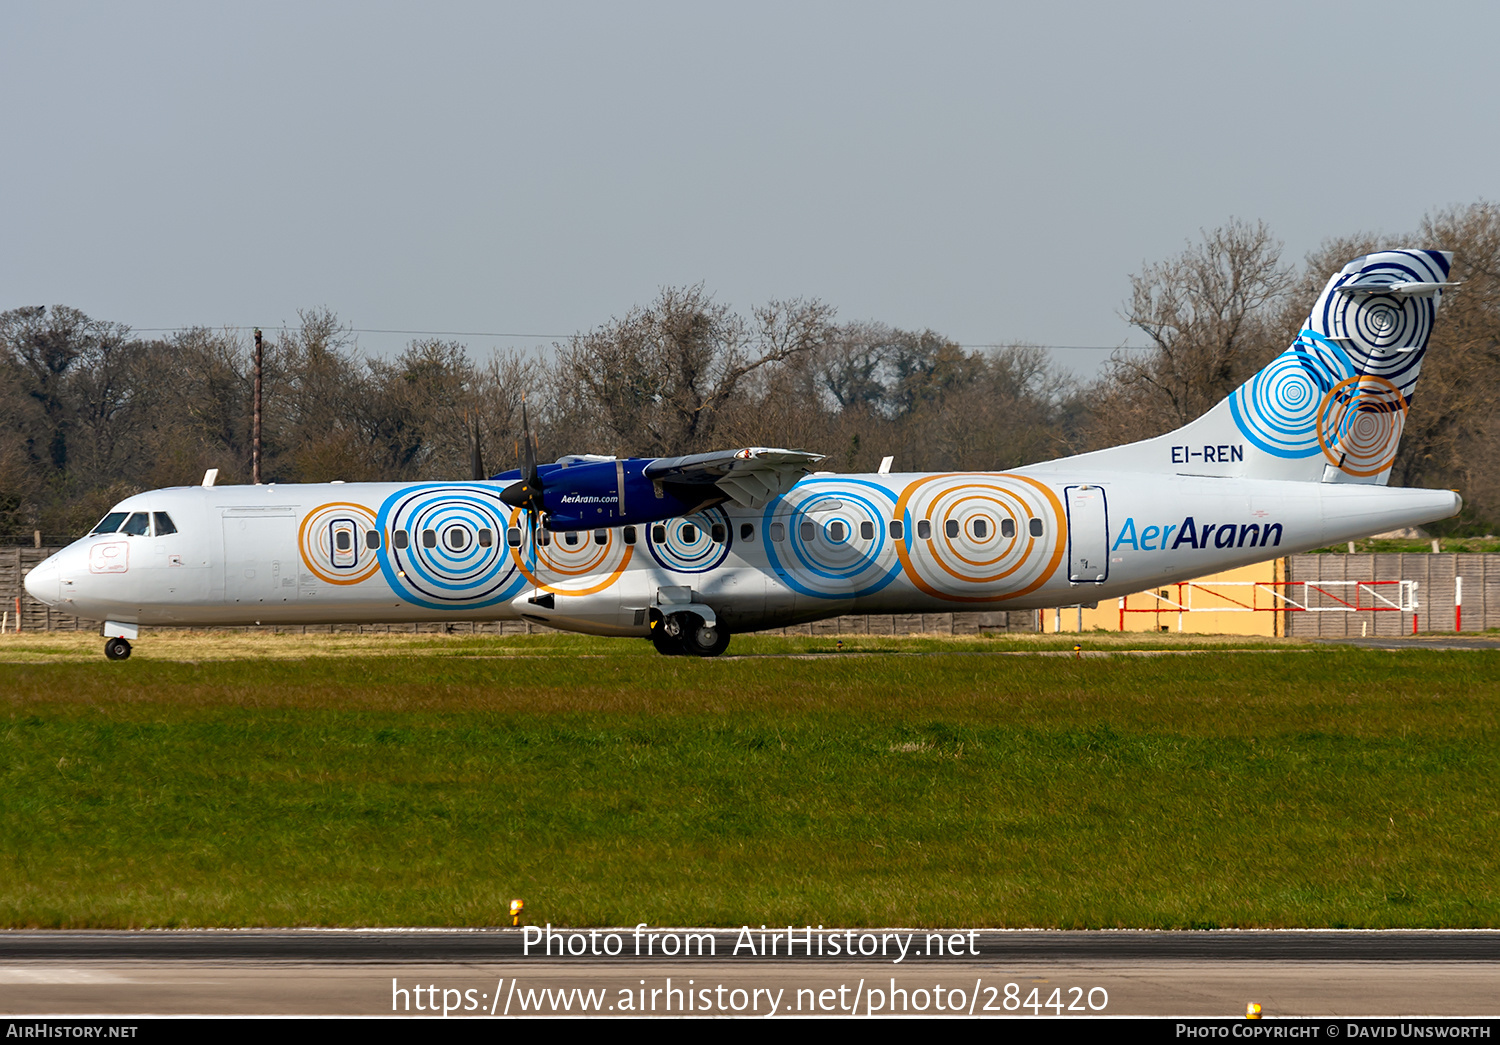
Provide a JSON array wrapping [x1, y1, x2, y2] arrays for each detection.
[[642, 448, 825, 509]]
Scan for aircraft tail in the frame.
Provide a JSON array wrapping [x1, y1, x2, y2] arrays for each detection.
[[1053, 249, 1455, 484]]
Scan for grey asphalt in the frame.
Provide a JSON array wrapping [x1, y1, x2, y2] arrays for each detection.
[[2, 931, 1500, 1017]]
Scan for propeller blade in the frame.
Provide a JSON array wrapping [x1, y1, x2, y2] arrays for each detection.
[[470, 411, 485, 481], [502, 394, 545, 556], [521, 397, 538, 487]]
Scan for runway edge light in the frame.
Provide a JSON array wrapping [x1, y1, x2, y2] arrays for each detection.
[[510, 899, 525, 927], [1246, 1002, 1262, 1019]]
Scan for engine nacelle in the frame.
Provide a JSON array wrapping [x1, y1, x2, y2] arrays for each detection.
[[493, 458, 719, 531]]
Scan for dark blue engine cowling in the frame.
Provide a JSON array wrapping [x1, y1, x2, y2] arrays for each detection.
[[491, 459, 718, 530]]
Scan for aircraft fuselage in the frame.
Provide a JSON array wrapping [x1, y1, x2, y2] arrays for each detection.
[[26, 468, 1460, 640]]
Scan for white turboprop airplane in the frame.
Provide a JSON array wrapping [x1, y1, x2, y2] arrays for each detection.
[[25, 250, 1463, 660]]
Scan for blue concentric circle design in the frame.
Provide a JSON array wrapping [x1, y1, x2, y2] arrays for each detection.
[[375, 484, 526, 610], [1230, 333, 1354, 458], [1233, 251, 1451, 460], [645, 508, 732, 573], [1315, 251, 1451, 390], [761, 479, 901, 598]]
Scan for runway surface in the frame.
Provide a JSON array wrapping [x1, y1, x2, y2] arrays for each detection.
[[2, 930, 1498, 1017]]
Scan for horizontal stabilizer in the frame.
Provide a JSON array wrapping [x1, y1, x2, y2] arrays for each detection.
[[1336, 280, 1461, 297]]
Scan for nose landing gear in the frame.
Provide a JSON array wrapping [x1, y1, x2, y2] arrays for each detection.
[[104, 637, 132, 661]]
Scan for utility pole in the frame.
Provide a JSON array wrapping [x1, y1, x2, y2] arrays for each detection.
[[253, 328, 263, 485]]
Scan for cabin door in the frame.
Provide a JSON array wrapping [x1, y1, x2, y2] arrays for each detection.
[[1064, 485, 1109, 584]]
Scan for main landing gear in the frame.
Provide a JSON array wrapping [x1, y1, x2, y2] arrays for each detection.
[[104, 637, 132, 660], [650, 611, 731, 658]]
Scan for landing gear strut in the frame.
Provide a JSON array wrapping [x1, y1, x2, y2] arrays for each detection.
[[104, 637, 132, 661], [651, 627, 685, 656]]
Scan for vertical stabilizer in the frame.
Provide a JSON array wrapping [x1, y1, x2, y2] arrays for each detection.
[[1043, 250, 1454, 483]]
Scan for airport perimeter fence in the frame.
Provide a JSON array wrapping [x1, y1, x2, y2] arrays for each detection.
[[5, 544, 1497, 638], [1283, 552, 1500, 636]]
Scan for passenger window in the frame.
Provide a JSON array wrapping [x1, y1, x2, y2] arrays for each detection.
[[860, 521, 874, 540], [366, 530, 382, 550], [623, 525, 637, 545], [829, 521, 846, 541], [740, 523, 753, 540], [945, 519, 959, 539], [711, 523, 726, 544], [564, 532, 579, 547], [477, 528, 493, 548], [799, 521, 815, 541], [973, 518, 988, 539], [682, 524, 698, 542], [594, 529, 608, 545], [770, 522, 785, 542], [889, 520, 903, 539], [121, 512, 150, 536], [507, 527, 522, 548], [422, 530, 437, 548], [1001, 518, 1016, 538], [652, 525, 666, 543], [539, 530, 551, 546], [394, 530, 410, 550], [1029, 518, 1044, 537], [91, 512, 127, 535], [153, 512, 178, 536], [917, 520, 931, 540], [335, 530, 352, 552]]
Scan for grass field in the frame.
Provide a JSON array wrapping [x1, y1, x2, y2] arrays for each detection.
[[1, 631, 1496, 929]]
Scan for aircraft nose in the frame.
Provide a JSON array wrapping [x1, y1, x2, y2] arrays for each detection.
[[24, 556, 61, 607]]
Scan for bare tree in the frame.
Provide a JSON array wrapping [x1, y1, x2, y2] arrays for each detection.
[[555, 286, 834, 457], [1399, 204, 1500, 527], [0, 305, 134, 476], [1089, 220, 1292, 447]]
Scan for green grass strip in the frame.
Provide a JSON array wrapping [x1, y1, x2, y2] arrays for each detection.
[[1, 641, 1495, 928]]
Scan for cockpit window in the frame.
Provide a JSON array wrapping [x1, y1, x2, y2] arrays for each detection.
[[153, 512, 178, 536], [120, 512, 151, 536], [91, 512, 128, 535]]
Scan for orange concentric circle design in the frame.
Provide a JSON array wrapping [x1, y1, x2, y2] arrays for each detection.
[[1317, 375, 1407, 477], [298, 501, 382, 585], [510, 509, 633, 596], [894, 474, 1065, 602]]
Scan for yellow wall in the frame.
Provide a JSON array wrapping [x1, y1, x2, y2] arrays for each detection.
[[1041, 558, 1286, 635]]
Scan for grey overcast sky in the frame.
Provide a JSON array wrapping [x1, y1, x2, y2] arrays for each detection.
[[3, 2, 1497, 377]]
